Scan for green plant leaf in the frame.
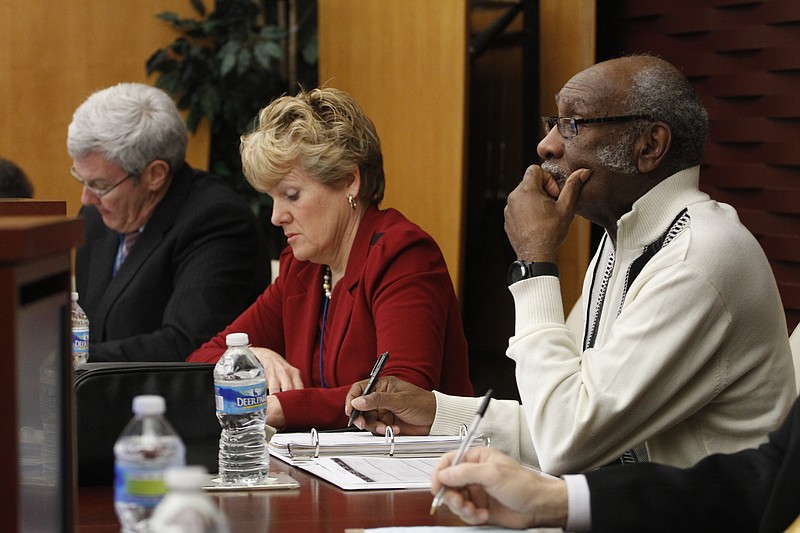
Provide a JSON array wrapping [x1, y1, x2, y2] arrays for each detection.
[[186, 107, 203, 133], [259, 25, 285, 40], [219, 40, 240, 77], [156, 11, 180, 23], [147, 0, 318, 222], [302, 34, 319, 65], [156, 11, 202, 30], [145, 49, 168, 74], [253, 41, 277, 69], [189, 0, 206, 17], [155, 71, 183, 97], [177, 92, 194, 112], [236, 47, 252, 77], [266, 41, 284, 60], [211, 160, 231, 177], [199, 86, 222, 122], [199, 19, 219, 35]]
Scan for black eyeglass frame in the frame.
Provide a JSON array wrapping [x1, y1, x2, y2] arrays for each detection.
[[70, 166, 137, 198], [541, 115, 651, 139]]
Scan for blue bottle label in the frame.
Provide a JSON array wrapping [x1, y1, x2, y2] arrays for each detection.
[[114, 463, 167, 508], [72, 327, 89, 355], [215, 382, 267, 414]]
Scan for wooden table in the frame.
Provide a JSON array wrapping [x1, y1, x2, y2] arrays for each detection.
[[77, 458, 465, 532]]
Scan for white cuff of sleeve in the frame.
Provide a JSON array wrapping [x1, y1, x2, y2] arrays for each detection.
[[563, 474, 591, 532], [430, 391, 482, 435]]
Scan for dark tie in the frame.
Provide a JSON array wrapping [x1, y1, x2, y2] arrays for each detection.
[[113, 231, 141, 276]]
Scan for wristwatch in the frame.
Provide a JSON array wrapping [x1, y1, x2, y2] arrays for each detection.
[[507, 260, 559, 286]]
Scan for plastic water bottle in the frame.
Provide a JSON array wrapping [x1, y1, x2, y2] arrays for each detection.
[[149, 466, 230, 533], [114, 395, 186, 532], [214, 332, 269, 485], [71, 292, 89, 366]]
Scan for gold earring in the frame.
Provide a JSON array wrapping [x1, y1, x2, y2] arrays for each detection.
[[347, 194, 357, 211]]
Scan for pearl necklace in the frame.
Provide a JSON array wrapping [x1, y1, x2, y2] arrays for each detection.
[[323, 266, 332, 299]]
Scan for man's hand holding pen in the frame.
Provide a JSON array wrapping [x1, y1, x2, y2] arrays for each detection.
[[344, 376, 436, 435], [429, 446, 568, 529]]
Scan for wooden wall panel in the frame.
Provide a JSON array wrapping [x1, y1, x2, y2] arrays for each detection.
[[602, 0, 800, 331], [318, 0, 595, 304], [0, 0, 209, 218], [318, 0, 468, 289], [540, 0, 595, 312]]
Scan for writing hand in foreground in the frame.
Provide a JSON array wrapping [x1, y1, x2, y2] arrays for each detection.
[[504, 165, 591, 262], [345, 376, 435, 435], [251, 347, 304, 392], [432, 446, 568, 529]]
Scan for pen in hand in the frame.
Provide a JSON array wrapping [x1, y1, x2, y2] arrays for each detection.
[[347, 351, 390, 427], [430, 388, 493, 516]]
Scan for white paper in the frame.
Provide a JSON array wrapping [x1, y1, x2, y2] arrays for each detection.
[[272, 452, 439, 490]]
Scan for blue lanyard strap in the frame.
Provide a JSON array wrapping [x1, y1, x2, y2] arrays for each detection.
[[319, 295, 330, 388]]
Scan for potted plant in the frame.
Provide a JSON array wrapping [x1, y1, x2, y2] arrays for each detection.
[[146, 0, 318, 256]]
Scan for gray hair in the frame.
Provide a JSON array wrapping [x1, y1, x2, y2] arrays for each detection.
[[67, 83, 188, 175], [625, 62, 709, 173]]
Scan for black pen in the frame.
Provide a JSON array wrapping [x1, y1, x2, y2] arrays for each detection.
[[430, 388, 493, 515], [347, 351, 390, 427]]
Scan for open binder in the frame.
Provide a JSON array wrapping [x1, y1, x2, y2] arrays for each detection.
[[268, 427, 491, 490], [269, 427, 489, 461]]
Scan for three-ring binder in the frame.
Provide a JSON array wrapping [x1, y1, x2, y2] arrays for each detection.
[[273, 427, 490, 460]]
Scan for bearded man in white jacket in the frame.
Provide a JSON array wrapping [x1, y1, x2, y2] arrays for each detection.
[[345, 54, 796, 476]]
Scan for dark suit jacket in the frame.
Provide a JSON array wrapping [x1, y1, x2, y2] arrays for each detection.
[[75, 163, 270, 362], [188, 205, 473, 430], [587, 395, 800, 533]]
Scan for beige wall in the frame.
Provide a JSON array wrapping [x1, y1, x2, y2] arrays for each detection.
[[0, 0, 209, 217], [319, 0, 594, 306], [2, 0, 594, 308], [318, 0, 468, 289], [540, 0, 596, 310]]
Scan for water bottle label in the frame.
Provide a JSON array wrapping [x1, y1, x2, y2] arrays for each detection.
[[72, 327, 89, 354], [215, 382, 267, 414], [114, 464, 167, 508]]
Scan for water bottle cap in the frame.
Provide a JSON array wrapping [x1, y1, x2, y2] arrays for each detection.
[[71, 292, 79, 301], [225, 332, 250, 347], [164, 465, 209, 490], [132, 395, 166, 415]]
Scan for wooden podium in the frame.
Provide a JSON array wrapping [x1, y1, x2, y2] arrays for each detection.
[[0, 208, 83, 532]]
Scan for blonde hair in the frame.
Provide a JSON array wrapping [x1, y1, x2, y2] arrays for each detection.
[[240, 87, 385, 205]]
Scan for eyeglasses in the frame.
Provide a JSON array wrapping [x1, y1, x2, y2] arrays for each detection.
[[541, 115, 651, 139], [70, 166, 136, 198]]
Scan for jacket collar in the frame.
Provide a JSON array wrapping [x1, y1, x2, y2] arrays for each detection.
[[615, 166, 709, 250]]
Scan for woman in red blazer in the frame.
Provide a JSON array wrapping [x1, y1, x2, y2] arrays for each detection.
[[188, 88, 473, 430]]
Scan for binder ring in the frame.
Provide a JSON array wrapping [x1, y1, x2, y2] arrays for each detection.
[[385, 426, 396, 456], [311, 427, 320, 458], [458, 423, 468, 439]]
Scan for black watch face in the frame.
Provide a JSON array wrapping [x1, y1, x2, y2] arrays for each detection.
[[507, 261, 530, 286]]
